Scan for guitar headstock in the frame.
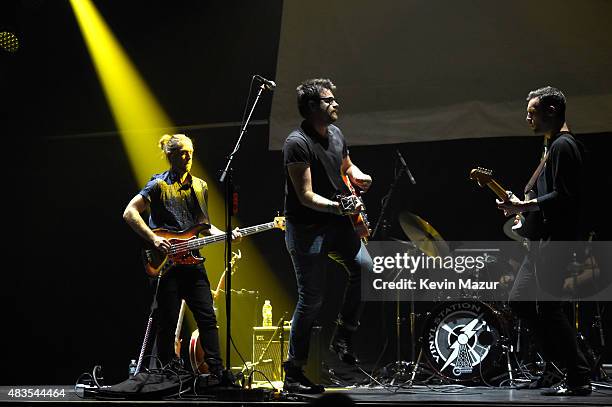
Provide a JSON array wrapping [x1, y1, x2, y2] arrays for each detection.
[[230, 250, 242, 264], [469, 167, 493, 187], [274, 216, 286, 231]]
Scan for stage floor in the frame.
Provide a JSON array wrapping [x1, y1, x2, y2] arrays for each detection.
[[1, 385, 611, 406]]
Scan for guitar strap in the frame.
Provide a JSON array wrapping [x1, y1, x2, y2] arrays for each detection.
[[524, 151, 548, 196], [191, 178, 211, 226]]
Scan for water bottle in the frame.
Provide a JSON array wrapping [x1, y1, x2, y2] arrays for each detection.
[[262, 300, 273, 327], [128, 359, 137, 378]]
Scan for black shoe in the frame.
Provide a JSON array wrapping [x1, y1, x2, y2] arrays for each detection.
[[283, 361, 325, 394], [165, 357, 195, 377], [329, 325, 360, 365], [541, 381, 592, 396], [207, 363, 223, 379]]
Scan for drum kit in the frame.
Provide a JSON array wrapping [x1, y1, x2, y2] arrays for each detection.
[[381, 210, 607, 386]]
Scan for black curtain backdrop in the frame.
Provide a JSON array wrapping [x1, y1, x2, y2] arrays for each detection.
[[4, 0, 611, 385]]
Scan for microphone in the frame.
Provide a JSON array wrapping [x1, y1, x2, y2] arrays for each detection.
[[254, 75, 276, 90], [396, 149, 416, 184]]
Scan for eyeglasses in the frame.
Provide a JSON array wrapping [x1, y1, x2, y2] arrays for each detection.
[[317, 96, 337, 104]]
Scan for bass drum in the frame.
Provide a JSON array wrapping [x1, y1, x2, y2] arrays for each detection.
[[421, 301, 510, 383], [189, 329, 209, 374]]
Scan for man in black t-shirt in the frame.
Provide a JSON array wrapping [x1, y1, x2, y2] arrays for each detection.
[[282, 78, 374, 394], [497, 87, 591, 396]]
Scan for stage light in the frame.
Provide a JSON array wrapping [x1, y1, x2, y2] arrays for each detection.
[[0, 32, 19, 52]]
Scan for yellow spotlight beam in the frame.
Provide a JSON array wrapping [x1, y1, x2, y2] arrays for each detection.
[[69, 0, 291, 352], [69, 0, 171, 184]]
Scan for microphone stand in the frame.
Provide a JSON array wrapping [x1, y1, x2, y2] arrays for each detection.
[[372, 151, 415, 239], [371, 150, 420, 384], [219, 79, 270, 375]]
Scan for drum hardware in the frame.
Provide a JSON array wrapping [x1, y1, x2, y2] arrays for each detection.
[[567, 233, 611, 387], [386, 213, 450, 385], [592, 302, 610, 383], [572, 298, 611, 387], [369, 152, 428, 385], [515, 319, 522, 354], [378, 241, 432, 386], [573, 300, 612, 389], [387, 286, 430, 386]]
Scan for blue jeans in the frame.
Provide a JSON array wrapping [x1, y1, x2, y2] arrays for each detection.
[[285, 217, 373, 366]]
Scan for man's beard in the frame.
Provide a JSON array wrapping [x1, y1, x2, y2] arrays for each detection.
[[326, 110, 338, 124]]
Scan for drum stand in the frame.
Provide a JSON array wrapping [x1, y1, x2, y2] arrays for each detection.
[[574, 300, 612, 389], [388, 295, 412, 385], [486, 312, 529, 386], [388, 289, 430, 386], [592, 302, 611, 384], [569, 239, 612, 389]]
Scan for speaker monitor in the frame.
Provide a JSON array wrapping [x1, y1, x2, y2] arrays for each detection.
[[252, 325, 321, 383]]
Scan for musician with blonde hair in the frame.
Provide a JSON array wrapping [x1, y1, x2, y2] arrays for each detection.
[[123, 133, 240, 378]]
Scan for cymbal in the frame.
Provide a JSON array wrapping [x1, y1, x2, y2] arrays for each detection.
[[398, 211, 449, 257], [502, 217, 523, 242], [388, 236, 419, 252], [389, 236, 415, 245]]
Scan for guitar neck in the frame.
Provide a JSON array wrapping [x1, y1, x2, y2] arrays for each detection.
[[183, 222, 276, 251], [174, 300, 187, 357], [486, 179, 509, 201]]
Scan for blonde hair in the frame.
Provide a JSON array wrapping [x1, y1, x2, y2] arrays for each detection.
[[159, 134, 193, 157]]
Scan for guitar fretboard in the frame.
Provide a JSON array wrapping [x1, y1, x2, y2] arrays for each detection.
[[169, 222, 276, 254]]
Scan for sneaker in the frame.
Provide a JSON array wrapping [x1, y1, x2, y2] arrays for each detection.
[[283, 361, 325, 394], [329, 325, 360, 365], [541, 381, 592, 396]]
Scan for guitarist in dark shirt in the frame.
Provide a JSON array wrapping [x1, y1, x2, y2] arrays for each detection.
[[497, 87, 591, 396], [281, 78, 374, 393], [123, 134, 240, 378]]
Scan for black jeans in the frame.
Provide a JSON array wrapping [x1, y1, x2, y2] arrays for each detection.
[[154, 265, 222, 369], [509, 252, 591, 386], [285, 217, 373, 366]]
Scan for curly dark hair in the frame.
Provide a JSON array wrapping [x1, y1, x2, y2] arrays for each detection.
[[296, 78, 336, 119], [526, 86, 566, 121]]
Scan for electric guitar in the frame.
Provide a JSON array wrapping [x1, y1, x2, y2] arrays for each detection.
[[142, 216, 286, 277], [469, 167, 543, 241], [337, 174, 371, 243]]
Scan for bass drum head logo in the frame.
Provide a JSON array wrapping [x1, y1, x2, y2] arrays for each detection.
[[422, 301, 506, 383]]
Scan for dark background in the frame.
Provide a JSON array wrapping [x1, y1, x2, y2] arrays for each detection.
[[2, 0, 610, 385]]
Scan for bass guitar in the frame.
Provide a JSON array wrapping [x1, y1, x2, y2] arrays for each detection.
[[337, 174, 371, 243], [142, 216, 286, 277]]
